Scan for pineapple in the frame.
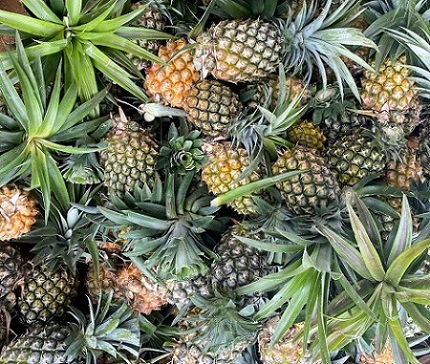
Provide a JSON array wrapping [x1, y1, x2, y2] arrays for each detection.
[[193, 0, 375, 98], [360, 55, 422, 134], [129, 0, 170, 71], [17, 263, 78, 325], [0, 185, 38, 241], [144, 39, 200, 108], [0, 293, 141, 363], [183, 79, 243, 138], [325, 128, 389, 187], [201, 141, 261, 215], [286, 120, 326, 151], [99, 108, 159, 196], [172, 293, 258, 364], [210, 225, 271, 293], [86, 259, 169, 315], [272, 146, 341, 215]]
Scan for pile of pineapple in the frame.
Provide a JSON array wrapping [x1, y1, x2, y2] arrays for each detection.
[[1, 0, 430, 363]]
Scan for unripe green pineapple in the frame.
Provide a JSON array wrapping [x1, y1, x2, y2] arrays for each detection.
[[325, 129, 388, 187], [287, 120, 326, 151], [17, 264, 78, 325], [201, 142, 260, 215], [167, 274, 212, 309], [183, 79, 243, 137], [210, 225, 270, 293], [272, 146, 340, 215], [100, 110, 159, 196], [0, 323, 75, 363]]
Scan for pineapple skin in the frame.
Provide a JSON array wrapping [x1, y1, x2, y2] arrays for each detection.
[[201, 142, 260, 215], [0, 323, 76, 363], [0, 185, 38, 241], [184, 79, 243, 138], [272, 146, 341, 215], [144, 39, 200, 108], [196, 19, 282, 83], [325, 131, 387, 187], [18, 265, 78, 325], [100, 113, 159, 196]]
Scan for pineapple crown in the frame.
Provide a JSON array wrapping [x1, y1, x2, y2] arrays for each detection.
[[275, 0, 377, 99], [183, 291, 259, 356], [0, 34, 108, 219], [155, 120, 207, 175], [364, 0, 430, 67], [97, 172, 229, 280], [0, 0, 172, 104], [18, 184, 102, 275], [312, 194, 430, 362], [65, 291, 141, 363]]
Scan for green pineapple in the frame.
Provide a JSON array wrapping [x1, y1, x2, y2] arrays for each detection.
[[210, 224, 271, 293], [272, 146, 341, 215], [183, 79, 243, 138], [99, 108, 159, 196], [0, 242, 22, 309], [15, 186, 100, 325]]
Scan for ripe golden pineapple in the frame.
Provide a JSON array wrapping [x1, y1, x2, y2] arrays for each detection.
[[361, 56, 422, 134], [183, 79, 243, 137], [0, 185, 38, 241], [144, 39, 200, 108], [287, 121, 326, 151], [201, 142, 260, 215], [272, 146, 340, 215], [99, 110, 159, 196]]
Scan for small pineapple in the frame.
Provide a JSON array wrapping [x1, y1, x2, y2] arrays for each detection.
[[272, 146, 341, 215], [325, 128, 389, 187], [99, 109, 159, 196], [201, 142, 261, 215], [183, 79, 243, 138], [144, 39, 200, 108], [286, 120, 326, 151], [0, 185, 38, 241]]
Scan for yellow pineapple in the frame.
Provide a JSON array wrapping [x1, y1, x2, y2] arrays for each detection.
[[201, 141, 260, 215], [361, 56, 422, 134], [0, 185, 38, 241], [287, 121, 326, 151], [144, 39, 200, 108]]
